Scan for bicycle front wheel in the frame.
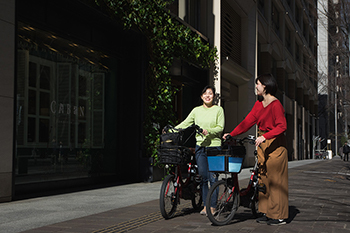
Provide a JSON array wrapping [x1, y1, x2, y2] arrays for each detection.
[[206, 179, 239, 226], [159, 174, 178, 219], [191, 182, 202, 210], [251, 186, 262, 218]]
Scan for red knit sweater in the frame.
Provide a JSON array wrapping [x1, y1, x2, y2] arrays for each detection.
[[229, 100, 287, 140]]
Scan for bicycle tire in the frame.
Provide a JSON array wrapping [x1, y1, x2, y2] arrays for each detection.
[[251, 186, 262, 218], [191, 182, 202, 210], [206, 179, 239, 226], [159, 174, 178, 219]]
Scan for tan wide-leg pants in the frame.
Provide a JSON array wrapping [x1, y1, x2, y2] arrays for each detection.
[[257, 130, 289, 220]]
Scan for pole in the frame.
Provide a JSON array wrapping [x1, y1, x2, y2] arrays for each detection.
[[346, 24, 350, 139], [335, 76, 337, 157]]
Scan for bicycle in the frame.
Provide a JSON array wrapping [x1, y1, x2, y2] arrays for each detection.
[[205, 135, 266, 226], [158, 124, 203, 219]]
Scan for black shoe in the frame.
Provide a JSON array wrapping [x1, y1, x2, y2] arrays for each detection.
[[256, 215, 269, 224], [267, 219, 286, 225]]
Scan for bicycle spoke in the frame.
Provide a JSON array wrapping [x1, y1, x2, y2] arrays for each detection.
[[160, 175, 178, 219], [206, 180, 239, 226]]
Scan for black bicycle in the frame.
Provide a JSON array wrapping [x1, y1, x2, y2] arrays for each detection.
[[205, 135, 265, 226], [158, 124, 203, 219]]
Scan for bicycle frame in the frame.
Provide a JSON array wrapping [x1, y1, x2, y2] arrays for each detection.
[[206, 136, 262, 225], [168, 153, 196, 200], [240, 156, 259, 197], [219, 156, 258, 204], [159, 124, 203, 219]]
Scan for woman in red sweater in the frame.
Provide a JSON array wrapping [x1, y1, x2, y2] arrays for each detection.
[[223, 74, 288, 225]]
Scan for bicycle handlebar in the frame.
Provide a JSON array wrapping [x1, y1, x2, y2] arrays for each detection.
[[163, 124, 203, 134], [223, 134, 256, 145]]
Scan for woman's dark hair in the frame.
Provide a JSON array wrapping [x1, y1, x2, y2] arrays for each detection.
[[255, 74, 278, 96], [201, 85, 216, 96]]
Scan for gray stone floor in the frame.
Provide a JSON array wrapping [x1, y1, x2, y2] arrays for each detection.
[[1, 157, 349, 233]]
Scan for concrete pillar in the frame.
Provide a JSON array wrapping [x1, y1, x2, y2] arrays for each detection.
[[294, 101, 298, 160], [0, 0, 15, 202], [213, 0, 221, 105]]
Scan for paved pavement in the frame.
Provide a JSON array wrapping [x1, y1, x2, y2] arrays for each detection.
[[0, 157, 349, 233]]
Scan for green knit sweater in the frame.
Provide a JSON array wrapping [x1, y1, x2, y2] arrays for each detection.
[[176, 105, 224, 147]]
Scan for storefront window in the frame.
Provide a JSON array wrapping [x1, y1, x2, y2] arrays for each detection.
[[16, 22, 108, 183]]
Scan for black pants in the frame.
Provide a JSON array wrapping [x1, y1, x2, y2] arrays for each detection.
[[344, 153, 349, 161]]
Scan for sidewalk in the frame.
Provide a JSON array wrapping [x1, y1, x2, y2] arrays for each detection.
[[1, 157, 349, 233]]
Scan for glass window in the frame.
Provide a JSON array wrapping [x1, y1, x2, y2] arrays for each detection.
[[27, 117, 36, 142], [40, 92, 50, 116], [258, 0, 265, 16], [29, 62, 36, 87], [16, 22, 107, 184], [28, 90, 36, 115], [39, 119, 50, 143], [79, 75, 87, 97], [40, 65, 50, 90]]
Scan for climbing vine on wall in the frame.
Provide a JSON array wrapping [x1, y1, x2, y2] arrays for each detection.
[[94, 0, 218, 164]]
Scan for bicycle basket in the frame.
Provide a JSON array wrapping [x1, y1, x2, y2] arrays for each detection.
[[207, 146, 246, 173], [158, 147, 184, 164], [159, 132, 183, 148], [230, 146, 246, 157]]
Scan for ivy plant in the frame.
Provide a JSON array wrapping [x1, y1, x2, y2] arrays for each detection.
[[94, 0, 218, 165]]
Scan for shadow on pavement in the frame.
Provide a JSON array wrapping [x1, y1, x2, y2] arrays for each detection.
[[286, 205, 300, 223]]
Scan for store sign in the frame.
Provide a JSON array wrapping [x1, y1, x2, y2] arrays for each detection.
[[50, 101, 85, 117]]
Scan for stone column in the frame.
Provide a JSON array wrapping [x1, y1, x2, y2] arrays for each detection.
[[0, 0, 15, 202]]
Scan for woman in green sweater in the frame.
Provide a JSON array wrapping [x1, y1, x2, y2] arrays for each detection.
[[176, 85, 225, 215]]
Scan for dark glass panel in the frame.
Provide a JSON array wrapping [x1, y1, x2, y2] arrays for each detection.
[[28, 90, 36, 114], [40, 92, 50, 116], [39, 118, 49, 143], [27, 117, 36, 142], [40, 65, 50, 90], [29, 62, 36, 87]]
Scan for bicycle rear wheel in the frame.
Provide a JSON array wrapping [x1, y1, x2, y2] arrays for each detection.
[[206, 179, 239, 226], [159, 174, 178, 219]]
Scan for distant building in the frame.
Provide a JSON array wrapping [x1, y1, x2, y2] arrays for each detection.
[[318, 0, 350, 154]]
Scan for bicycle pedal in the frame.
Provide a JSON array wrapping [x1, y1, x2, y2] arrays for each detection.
[[194, 174, 202, 183]]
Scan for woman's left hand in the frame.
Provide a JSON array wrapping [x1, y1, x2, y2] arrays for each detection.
[[255, 136, 266, 146]]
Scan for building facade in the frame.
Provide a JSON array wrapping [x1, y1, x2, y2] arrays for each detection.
[[176, 0, 318, 165], [0, 0, 318, 202], [1, 0, 211, 202], [318, 0, 350, 155]]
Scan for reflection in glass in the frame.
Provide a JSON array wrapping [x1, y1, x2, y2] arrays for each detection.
[[16, 22, 106, 184]]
